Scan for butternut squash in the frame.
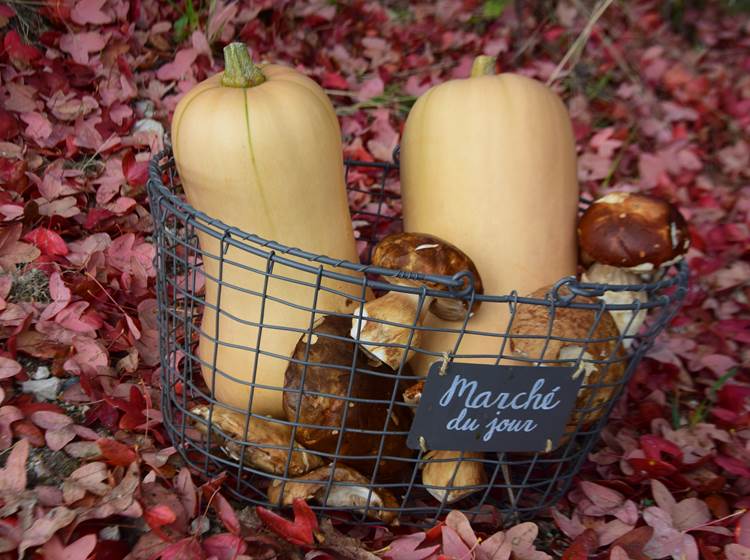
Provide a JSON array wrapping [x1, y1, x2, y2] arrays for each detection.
[[171, 44, 363, 417], [399, 56, 580, 375]]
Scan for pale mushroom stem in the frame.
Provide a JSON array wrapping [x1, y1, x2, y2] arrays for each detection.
[[351, 289, 431, 369]]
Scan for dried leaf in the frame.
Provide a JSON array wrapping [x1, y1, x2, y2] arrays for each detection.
[[442, 525, 471, 559], [0, 356, 21, 379], [40, 534, 97, 560], [0, 438, 28, 494], [76, 461, 142, 524], [445, 510, 478, 548], [63, 461, 110, 504], [18, 506, 76, 557], [382, 533, 439, 560]]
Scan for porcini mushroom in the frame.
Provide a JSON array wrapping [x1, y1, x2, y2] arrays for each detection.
[[581, 263, 647, 349], [191, 405, 323, 476], [284, 315, 414, 479], [421, 450, 487, 504], [577, 192, 690, 273], [267, 464, 399, 524], [509, 285, 625, 435], [352, 232, 483, 369], [402, 380, 424, 411]]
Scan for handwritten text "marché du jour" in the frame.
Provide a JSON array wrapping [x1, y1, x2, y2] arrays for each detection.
[[439, 375, 562, 443]]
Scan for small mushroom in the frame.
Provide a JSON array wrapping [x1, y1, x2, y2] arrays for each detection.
[[267, 464, 399, 524], [191, 405, 323, 476], [581, 263, 647, 349], [577, 192, 690, 273], [509, 285, 625, 434], [402, 380, 424, 410], [421, 450, 487, 504], [352, 233, 483, 369], [284, 315, 414, 479]]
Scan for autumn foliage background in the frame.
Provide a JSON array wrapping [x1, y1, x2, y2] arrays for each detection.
[[0, 0, 749, 558]]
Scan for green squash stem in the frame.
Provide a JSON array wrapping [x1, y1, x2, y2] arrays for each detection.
[[222, 42, 266, 88], [470, 55, 497, 78]]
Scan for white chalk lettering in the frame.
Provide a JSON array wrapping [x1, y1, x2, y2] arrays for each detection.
[[483, 417, 538, 441], [440, 375, 478, 407], [446, 408, 480, 432], [541, 387, 561, 410]]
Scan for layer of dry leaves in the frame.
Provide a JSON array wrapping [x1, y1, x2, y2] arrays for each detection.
[[0, 0, 749, 559]]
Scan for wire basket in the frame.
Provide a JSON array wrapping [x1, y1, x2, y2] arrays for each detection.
[[147, 149, 688, 527]]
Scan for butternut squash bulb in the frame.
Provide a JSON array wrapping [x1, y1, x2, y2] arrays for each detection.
[[171, 44, 362, 417], [400, 56, 580, 375]]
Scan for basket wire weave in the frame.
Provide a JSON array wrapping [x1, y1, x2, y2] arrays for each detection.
[[147, 150, 689, 527]]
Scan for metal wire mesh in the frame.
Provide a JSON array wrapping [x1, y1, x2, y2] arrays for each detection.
[[147, 150, 689, 527]]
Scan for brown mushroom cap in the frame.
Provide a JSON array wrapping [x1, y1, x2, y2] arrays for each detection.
[[267, 464, 399, 524], [284, 315, 414, 479], [509, 285, 626, 435], [372, 232, 484, 320], [577, 192, 690, 269], [191, 405, 323, 476]]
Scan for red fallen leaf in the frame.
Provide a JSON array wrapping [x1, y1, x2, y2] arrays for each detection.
[[83, 207, 115, 230], [40, 0, 72, 24], [321, 71, 350, 90], [91, 539, 130, 560], [23, 227, 69, 256], [11, 419, 46, 447], [157, 536, 205, 560], [0, 5, 15, 18], [628, 458, 677, 477], [696, 539, 723, 560], [704, 494, 730, 519], [640, 434, 683, 463], [144, 504, 177, 541], [561, 529, 598, 560], [256, 499, 319, 546], [610, 526, 653, 560], [85, 401, 120, 431], [122, 151, 149, 187], [0, 158, 27, 193], [2, 30, 41, 68], [717, 384, 750, 413], [104, 386, 148, 430], [201, 533, 247, 560], [424, 522, 444, 542], [97, 438, 137, 466], [203, 489, 240, 535], [0, 108, 19, 140], [714, 455, 750, 478], [15, 400, 67, 416]]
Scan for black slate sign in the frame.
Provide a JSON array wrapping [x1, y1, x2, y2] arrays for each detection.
[[407, 362, 584, 453]]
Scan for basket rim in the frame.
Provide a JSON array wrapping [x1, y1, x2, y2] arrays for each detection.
[[147, 150, 689, 311]]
